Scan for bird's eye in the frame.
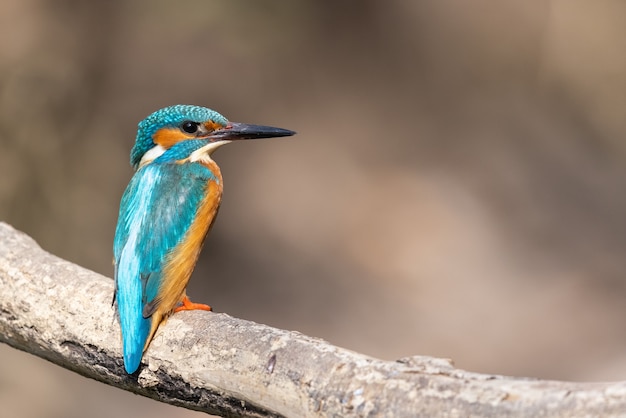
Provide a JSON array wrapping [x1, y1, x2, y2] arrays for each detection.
[[181, 121, 199, 134]]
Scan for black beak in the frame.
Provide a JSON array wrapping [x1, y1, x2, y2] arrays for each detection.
[[209, 122, 295, 141]]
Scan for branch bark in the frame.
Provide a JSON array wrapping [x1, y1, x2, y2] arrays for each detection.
[[0, 222, 625, 417]]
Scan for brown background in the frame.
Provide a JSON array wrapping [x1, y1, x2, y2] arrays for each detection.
[[1, 1, 626, 417]]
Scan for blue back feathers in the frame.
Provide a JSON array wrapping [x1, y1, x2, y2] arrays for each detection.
[[131, 105, 228, 168]]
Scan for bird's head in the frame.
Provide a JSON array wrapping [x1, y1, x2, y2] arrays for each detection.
[[131, 104, 295, 169]]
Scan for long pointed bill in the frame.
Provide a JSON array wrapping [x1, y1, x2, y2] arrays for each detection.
[[208, 122, 296, 141]]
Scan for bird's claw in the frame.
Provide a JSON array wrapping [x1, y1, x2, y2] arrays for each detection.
[[174, 296, 212, 313]]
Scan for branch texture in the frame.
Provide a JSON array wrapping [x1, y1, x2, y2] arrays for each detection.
[[0, 222, 625, 417]]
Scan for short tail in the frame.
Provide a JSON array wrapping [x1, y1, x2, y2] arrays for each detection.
[[122, 322, 150, 374], [117, 290, 151, 374]]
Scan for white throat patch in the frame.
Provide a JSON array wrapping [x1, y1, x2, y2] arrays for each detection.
[[189, 140, 232, 163], [138, 145, 166, 168]]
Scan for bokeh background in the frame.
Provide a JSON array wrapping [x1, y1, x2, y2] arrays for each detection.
[[1, 0, 626, 417]]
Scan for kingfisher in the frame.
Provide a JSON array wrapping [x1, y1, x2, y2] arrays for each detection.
[[113, 104, 294, 374]]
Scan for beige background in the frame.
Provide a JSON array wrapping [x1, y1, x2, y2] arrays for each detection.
[[1, 1, 626, 417]]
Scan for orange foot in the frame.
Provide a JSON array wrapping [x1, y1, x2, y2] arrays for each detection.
[[174, 296, 212, 313]]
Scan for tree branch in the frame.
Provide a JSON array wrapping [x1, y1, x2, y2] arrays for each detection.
[[0, 222, 625, 417]]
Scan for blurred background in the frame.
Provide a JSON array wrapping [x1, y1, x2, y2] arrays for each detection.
[[1, 0, 626, 417]]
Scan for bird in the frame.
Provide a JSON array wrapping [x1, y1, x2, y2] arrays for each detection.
[[113, 104, 295, 374]]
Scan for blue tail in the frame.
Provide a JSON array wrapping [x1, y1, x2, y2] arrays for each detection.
[[121, 319, 150, 374], [117, 274, 151, 374]]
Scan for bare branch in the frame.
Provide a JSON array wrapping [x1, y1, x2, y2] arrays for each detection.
[[0, 222, 625, 417]]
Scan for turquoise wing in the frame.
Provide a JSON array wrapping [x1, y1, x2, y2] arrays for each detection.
[[113, 160, 215, 373]]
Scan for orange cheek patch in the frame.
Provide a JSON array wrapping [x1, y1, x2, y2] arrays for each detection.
[[203, 120, 224, 132], [153, 128, 194, 148]]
